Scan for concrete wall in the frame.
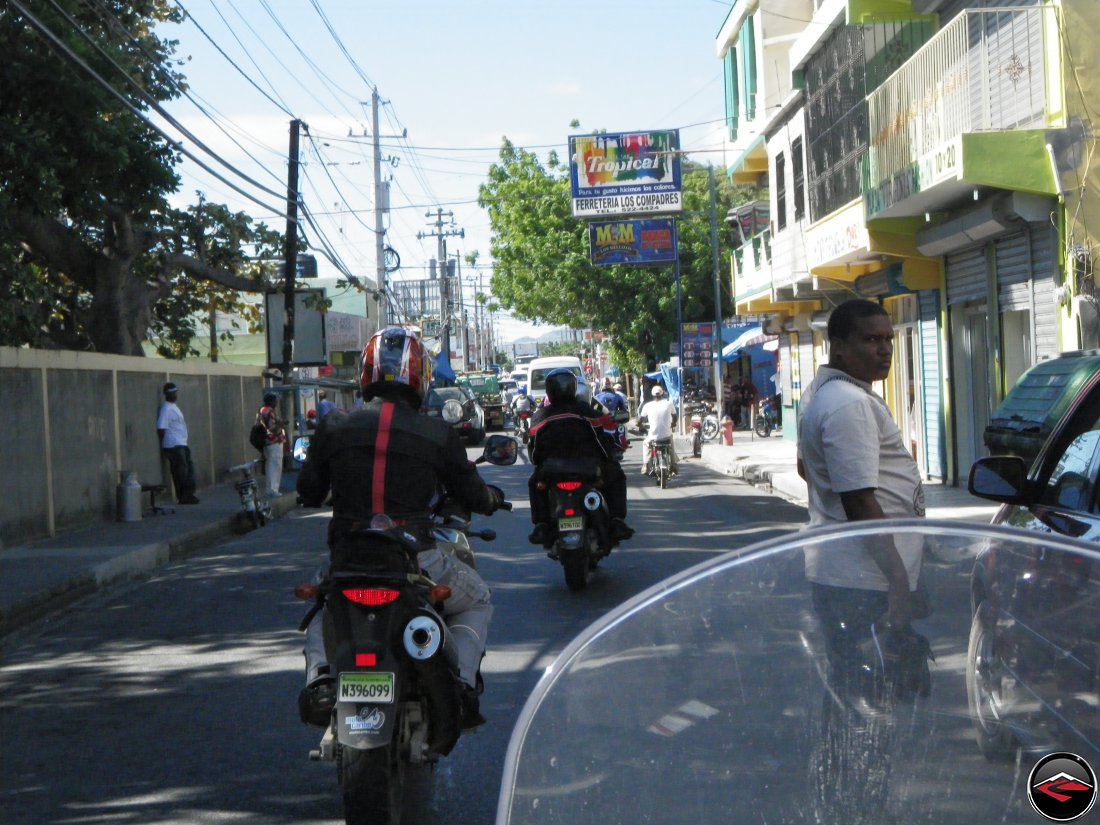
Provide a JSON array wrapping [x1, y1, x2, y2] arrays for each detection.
[[0, 347, 263, 546]]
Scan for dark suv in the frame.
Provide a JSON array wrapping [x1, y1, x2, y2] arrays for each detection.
[[967, 351, 1100, 761]]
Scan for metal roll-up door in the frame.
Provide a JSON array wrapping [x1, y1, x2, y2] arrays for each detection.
[[946, 245, 987, 305], [919, 289, 945, 479], [996, 229, 1031, 311], [1029, 222, 1058, 357], [797, 331, 815, 400]]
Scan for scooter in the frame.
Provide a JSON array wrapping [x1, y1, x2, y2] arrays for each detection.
[[295, 436, 516, 825], [537, 457, 615, 591]]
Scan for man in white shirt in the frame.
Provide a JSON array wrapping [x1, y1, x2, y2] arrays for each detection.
[[156, 382, 199, 504], [637, 386, 678, 476], [797, 299, 928, 697]]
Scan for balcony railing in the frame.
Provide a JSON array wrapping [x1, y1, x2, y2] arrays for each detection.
[[866, 6, 1062, 200], [733, 227, 772, 300]]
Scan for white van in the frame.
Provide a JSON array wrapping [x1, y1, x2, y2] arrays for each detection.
[[526, 356, 589, 404]]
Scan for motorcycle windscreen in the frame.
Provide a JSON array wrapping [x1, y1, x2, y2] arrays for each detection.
[[496, 520, 1100, 825]]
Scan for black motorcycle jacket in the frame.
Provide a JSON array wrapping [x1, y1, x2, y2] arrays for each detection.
[[528, 398, 616, 465], [297, 397, 497, 545]]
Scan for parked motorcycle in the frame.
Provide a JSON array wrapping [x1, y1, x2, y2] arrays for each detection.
[[296, 434, 516, 825], [537, 456, 617, 591], [754, 395, 779, 438]]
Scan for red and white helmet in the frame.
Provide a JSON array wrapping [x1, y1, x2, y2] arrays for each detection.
[[360, 327, 431, 403]]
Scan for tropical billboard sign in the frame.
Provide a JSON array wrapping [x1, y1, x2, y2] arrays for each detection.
[[569, 129, 682, 218]]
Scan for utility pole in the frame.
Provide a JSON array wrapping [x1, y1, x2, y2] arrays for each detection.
[[709, 165, 724, 425], [281, 118, 301, 387], [368, 88, 406, 327], [371, 89, 387, 326], [417, 209, 463, 370]]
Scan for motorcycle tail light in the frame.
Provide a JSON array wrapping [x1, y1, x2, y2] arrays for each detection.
[[355, 653, 377, 667], [556, 481, 582, 491], [342, 588, 400, 607], [564, 508, 576, 516]]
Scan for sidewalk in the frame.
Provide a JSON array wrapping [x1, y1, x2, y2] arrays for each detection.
[[684, 429, 999, 523], [0, 483, 298, 637], [0, 433, 998, 638]]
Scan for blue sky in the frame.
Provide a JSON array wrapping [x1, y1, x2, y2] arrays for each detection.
[[156, 1, 735, 341]]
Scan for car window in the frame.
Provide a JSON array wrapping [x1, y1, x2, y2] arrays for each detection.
[[1040, 405, 1100, 512]]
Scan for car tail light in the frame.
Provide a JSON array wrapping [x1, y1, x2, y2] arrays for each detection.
[[342, 588, 400, 607], [556, 481, 582, 491]]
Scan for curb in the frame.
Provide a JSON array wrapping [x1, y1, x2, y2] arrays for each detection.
[[0, 492, 299, 638]]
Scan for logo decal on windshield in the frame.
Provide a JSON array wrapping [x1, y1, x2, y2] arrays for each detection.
[[1028, 752, 1096, 821]]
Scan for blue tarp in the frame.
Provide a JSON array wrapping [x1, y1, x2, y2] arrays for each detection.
[[433, 351, 456, 384]]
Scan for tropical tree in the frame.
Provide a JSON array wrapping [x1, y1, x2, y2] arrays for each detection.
[[478, 138, 756, 372], [0, 0, 284, 356]]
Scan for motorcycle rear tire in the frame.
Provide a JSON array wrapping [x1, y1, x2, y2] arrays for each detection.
[[658, 453, 669, 489], [340, 740, 404, 825], [251, 489, 266, 527], [701, 417, 719, 441], [563, 551, 589, 591]]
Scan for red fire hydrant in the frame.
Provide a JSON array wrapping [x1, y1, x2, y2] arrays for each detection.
[[721, 415, 734, 446]]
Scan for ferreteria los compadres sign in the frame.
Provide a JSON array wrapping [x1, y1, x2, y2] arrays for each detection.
[[569, 129, 682, 219]]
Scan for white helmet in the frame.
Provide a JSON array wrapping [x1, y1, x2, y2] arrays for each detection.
[[652, 386, 665, 397]]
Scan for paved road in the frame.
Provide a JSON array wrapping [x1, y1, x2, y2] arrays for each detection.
[[0, 444, 807, 825]]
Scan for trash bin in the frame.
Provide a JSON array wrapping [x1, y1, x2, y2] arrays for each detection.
[[116, 470, 142, 522]]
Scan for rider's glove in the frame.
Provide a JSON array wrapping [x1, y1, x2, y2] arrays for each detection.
[[487, 485, 506, 513]]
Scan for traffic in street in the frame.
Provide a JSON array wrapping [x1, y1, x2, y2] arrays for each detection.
[[0, 443, 807, 825]]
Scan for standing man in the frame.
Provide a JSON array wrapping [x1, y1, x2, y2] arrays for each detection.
[[798, 297, 930, 813], [736, 376, 759, 428], [797, 299, 928, 700], [156, 382, 199, 504], [257, 391, 287, 499], [315, 389, 336, 420]]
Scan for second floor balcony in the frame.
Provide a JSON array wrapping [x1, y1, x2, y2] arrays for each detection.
[[733, 227, 773, 308], [864, 5, 1064, 220]]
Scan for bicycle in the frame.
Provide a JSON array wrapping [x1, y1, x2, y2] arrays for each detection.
[[227, 459, 271, 529]]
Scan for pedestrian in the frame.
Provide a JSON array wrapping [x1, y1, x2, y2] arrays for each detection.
[[797, 298, 930, 811], [156, 382, 199, 504], [256, 391, 287, 498], [736, 375, 759, 428], [316, 389, 336, 420]]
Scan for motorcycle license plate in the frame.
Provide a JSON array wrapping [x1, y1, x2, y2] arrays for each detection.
[[338, 672, 394, 704], [558, 517, 583, 532]]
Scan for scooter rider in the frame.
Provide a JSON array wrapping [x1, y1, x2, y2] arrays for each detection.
[[638, 385, 679, 476], [511, 386, 533, 416], [526, 368, 633, 546], [296, 327, 506, 729]]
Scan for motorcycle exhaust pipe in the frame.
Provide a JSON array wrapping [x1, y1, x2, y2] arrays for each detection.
[[403, 614, 445, 660], [583, 491, 603, 512]]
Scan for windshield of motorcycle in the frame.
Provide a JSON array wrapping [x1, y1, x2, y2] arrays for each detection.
[[496, 520, 1100, 825]]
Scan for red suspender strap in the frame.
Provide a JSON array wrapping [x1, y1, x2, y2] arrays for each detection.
[[371, 402, 395, 514]]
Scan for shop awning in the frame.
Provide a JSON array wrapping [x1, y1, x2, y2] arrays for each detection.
[[721, 326, 778, 361]]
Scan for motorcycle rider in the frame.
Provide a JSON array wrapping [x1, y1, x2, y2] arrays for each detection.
[[595, 381, 628, 420], [296, 327, 506, 729], [526, 368, 633, 546], [638, 385, 679, 476]]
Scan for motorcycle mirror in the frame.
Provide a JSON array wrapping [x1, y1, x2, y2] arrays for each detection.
[[481, 434, 519, 466], [442, 399, 464, 424], [292, 436, 310, 464], [474, 528, 497, 541]]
